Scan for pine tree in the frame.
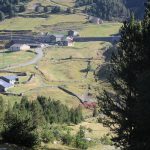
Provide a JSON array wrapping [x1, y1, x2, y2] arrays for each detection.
[[2, 113, 39, 148], [97, 14, 144, 149], [0, 97, 5, 132], [0, 11, 5, 21], [93, 107, 98, 117]]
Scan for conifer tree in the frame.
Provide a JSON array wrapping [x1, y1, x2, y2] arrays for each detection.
[[97, 14, 144, 149]]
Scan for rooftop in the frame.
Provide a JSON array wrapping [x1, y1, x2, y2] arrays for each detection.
[[0, 79, 13, 88], [52, 34, 64, 38], [10, 44, 29, 47], [2, 75, 18, 80]]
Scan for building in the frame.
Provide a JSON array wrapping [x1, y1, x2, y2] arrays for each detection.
[[0, 75, 19, 84], [9, 44, 30, 51], [63, 36, 74, 46], [35, 34, 65, 43], [68, 30, 79, 37], [50, 34, 65, 43], [28, 43, 45, 48], [0, 79, 14, 92], [35, 35, 53, 43], [89, 16, 103, 24]]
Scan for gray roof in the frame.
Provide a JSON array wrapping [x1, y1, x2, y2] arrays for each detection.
[[3, 75, 18, 81], [10, 44, 29, 47], [0, 79, 13, 88]]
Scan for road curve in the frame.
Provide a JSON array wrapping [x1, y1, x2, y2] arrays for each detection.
[[1, 47, 44, 70]]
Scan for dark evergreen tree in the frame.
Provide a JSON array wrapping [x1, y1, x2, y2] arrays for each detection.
[[0, 11, 5, 21], [96, 14, 144, 149], [93, 107, 98, 117], [1, 114, 39, 148]]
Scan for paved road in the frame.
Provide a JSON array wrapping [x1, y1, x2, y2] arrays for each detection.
[[1, 47, 44, 70], [74, 36, 121, 42]]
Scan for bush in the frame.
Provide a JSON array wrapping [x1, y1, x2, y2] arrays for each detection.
[[75, 126, 88, 149], [41, 129, 55, 143], [62, 131, 73, 145], [1, 115, 39, 148], [100, 134, 113, 145]]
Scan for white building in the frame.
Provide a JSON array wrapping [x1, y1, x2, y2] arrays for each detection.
[[68, 30, 79, 37], [9, 44, 30, 51], [63, 36, 74, 47]]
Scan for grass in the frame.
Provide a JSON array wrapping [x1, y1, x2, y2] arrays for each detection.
[[0, 2, 120, 150], [0, 14, 86, 31], [0, 13, 121, 37], [80, 23, 122, 37], [27, 0, 75, 8], [0, 12, 119, 109], [0, 41, 112, 108], [0, 50, 36, 69]]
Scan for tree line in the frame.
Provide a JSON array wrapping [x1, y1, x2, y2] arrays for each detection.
[[0, 96, 83, 149], [35, 4, 75, 14], [96, 0, 150, 149], [0, 0, 30, 21]]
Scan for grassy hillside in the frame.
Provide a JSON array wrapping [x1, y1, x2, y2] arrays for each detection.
[[0, 1, 121, 149]]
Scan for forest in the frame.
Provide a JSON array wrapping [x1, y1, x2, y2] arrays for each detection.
[[0, 0, 30, 21], [0, 96, 84, 149], [75, 0, 146, 20]]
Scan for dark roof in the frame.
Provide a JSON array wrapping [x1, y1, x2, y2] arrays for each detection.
[[0, 79, 13, 88]]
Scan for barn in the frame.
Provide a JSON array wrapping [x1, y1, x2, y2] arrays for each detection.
[[0, 79, 14, 92], [9, 44, 30, 51]]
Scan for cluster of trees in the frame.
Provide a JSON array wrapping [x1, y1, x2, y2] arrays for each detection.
[[35, 5, 75, 14], [96, 0, 150, 149], [124, 0, 146, 18], [0, 96, 83, 148], [0, 0, 29, 21], [75, 0, 145, 20]]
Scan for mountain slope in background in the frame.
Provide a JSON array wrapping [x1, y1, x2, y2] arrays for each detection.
[[75, 0, 146, 20]]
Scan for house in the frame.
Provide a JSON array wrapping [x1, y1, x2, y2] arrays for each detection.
[[68, 30, 79, 37], [35, 35, 53, 43], [9, 44, 30, 51], [0, 79, 14, 92], [0, 75, 19, 84], [89, 16, 103, 24], [63, 36, 74, 46], [50, 34, 65, 43]]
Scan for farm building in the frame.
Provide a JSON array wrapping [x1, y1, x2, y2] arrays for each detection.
[[50, 34, 65, 43], [0, 75, 19, 84], [9, 44, 30, 51], [89, 16, 103, 24], [68, 30, 79, 37], [0, 79, 14, 92], [35, 35, 53, 43], [63, 36, 74, 46], [35, 34, 65, 43]]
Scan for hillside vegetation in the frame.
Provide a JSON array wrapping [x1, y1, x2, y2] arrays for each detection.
[[0, 0, 30, 21], [75, 0, 146, 20]]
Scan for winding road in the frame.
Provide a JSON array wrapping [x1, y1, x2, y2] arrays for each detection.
[[0, 47, 44, 70]]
